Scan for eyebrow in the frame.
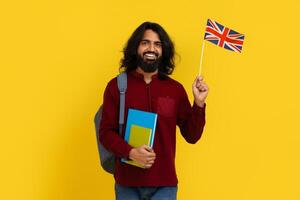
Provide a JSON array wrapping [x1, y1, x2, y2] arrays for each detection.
[[141, 39, 162, 43]]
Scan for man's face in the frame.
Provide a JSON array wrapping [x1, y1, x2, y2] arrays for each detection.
[[137, 29, 162, 72]]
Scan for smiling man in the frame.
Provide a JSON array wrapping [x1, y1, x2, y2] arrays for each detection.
[[136, 29, 162, 74], [99, 22, 209, 200]]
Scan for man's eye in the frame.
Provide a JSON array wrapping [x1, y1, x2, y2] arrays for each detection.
[[155, 43, 162, 48]]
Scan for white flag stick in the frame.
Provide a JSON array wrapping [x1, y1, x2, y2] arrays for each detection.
[[198, 41, 205, 76]]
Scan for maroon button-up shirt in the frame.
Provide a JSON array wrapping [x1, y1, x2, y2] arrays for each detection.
[[99, 71, 206, 186]]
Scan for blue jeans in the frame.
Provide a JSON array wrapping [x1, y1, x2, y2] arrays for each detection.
[[115, 184, 177, 200]]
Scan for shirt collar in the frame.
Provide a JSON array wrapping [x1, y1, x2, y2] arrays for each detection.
[[129, 70, 158, 80]]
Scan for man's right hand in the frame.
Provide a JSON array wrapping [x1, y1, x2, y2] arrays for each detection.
[[128, 145, 156, 169]]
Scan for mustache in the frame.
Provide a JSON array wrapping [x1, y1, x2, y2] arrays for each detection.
[[143, 51, 159, 57]]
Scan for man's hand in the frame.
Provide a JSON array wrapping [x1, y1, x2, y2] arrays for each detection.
[[129, 145, 156, 169], [192, 76, 209, 107]]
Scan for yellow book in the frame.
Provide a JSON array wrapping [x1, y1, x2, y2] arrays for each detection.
[[123, 125, 152, 168], [121, 108, 158, 168]]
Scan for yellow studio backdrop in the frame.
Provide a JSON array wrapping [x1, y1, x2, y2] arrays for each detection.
[[1, 0, 300, 199]]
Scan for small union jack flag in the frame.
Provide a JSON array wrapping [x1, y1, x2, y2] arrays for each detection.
[[204, 19, 245, 53]]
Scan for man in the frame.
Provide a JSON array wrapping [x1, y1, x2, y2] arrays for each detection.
[[99, 22, 209, 200]]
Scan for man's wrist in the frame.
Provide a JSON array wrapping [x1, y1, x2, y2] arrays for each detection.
[[195, 100, 206, 108], [129, 148, 135, 160]]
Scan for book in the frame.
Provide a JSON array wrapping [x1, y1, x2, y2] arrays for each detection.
[[121, 108, 158, 168]]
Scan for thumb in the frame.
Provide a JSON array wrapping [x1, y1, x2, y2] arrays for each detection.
[[192, 76, 198, 87]]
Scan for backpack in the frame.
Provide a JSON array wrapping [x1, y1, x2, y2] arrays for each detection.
[[94, 72, 127, 174]]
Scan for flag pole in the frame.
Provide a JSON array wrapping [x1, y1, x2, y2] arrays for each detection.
[[198, 41, 205, 76]]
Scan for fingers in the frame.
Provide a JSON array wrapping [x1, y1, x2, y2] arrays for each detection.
[[131, 145, 156, 169], [193, 76, 208, 92], [129, 146, 157, 169], [144, 163, 152, 169], [192, 76, 199, 88], [142, 145, 154, 152], [147, 159, 155, 164], [144, 158, 155, 169], [141, 145, 156, 168], [141, 145, 156, 157], [198, 82, 209, 92], [141, 145, 156, 158], [193, 76, 204, 86]]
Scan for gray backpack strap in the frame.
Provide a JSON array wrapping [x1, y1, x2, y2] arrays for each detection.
[[117, 72, 127, 135]]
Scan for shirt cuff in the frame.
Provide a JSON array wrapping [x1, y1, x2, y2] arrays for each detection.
[[123, 145, 134, 160], [193, 102, 206, 111]]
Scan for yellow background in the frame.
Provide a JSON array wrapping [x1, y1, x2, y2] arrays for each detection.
[[1, 0, 300, 199]]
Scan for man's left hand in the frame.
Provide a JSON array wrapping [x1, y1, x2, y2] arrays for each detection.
[[192, 76, 209, 107]]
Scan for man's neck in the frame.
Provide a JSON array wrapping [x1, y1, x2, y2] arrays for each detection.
[[136, 67, 158, 84]]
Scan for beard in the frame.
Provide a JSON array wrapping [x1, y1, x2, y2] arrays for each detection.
[[137, 52, 162, 73]]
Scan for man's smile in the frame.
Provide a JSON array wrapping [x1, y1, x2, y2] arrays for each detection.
[[143, 52, 158, 61]]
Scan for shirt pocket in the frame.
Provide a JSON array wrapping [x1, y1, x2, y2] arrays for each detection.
[[157, 96, 176, 118]]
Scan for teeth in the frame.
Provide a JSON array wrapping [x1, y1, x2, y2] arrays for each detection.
[[145, 53, 155, 58]]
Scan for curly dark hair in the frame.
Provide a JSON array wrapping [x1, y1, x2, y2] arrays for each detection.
[[120, 22, 175, 79]]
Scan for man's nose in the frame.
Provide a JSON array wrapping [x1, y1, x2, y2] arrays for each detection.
[[148, 43, 155, 51]]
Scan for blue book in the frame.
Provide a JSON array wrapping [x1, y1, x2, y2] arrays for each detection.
[[121, 109, 158, 168]]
